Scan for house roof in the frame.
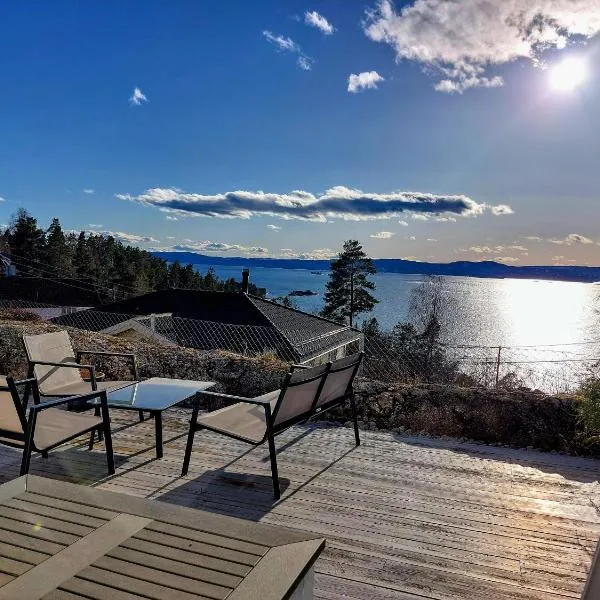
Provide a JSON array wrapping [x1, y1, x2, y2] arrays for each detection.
[[93, 289, 273, 326], [52, 289, 362, 362]]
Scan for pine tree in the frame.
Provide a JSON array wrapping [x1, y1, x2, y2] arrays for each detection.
[[44, 218, 73, 277], [73, 232, 93, 280], [322, 240, 378, 326], [168, 261, 183, 288], [8, 208, 45, 274]]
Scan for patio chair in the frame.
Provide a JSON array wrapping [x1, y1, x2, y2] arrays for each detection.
[[23, 331, 138, 398], [182, 352, 363, 500], [0, 375, 114, 475]]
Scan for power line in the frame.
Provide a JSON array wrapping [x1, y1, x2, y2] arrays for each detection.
[[5, 251, 139, 298], [5, 256, 119, 300]]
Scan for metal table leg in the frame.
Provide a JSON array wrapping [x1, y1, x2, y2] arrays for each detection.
[[153, 411, 163, 459]]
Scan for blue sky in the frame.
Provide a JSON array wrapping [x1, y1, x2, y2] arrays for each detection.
[[2, 0, 600, 265]]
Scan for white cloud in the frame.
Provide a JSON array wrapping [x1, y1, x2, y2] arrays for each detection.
[[101, 230, 159, 245], [263, 31, 313, 70], [550, 233, 594, 245], [407, 235, 416, 241], [280, 247, 335, 259], [129, 87, 148, 106], [528, 233, 594, 245], [165, 215, 178, 221], [119, 186, 502, 223], [435, 216, 457, 222], [490, 204, 514, 215], [76, 229, 159, 246], [304, 10, 335, 35], [267, 224, 282, 230], [426, 238, 438, 242], [411, 214, 429, 221], [348, 71, 385, 93], [83, 188, 95, 195], [370, 231, 395, 239], [173, 240, 268, 255], [297, 55, 314, 71], [467, 244, 528, 254], [434, 75, 504, 94], [496, 256, 520, 263], [363, 0, 600, 92], [0, 196, 6, 203], [398, 220, 408, 226], [88, 223, 103, 229], [263, 31, 299, 52]]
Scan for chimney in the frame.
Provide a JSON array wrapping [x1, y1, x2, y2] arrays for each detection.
[[241, 269, 250, 294]]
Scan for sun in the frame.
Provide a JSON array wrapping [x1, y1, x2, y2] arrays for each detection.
[[548, 57, 588, 92]]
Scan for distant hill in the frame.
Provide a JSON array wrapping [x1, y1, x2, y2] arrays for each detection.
[[152, 252, 600, 283]]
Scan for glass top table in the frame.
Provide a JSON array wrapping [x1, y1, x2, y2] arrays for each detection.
[[106, 377, 215, 458]]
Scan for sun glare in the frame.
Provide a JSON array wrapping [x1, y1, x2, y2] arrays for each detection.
[[548, 57, 587, 92]]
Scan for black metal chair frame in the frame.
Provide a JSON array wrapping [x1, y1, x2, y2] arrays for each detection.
[[182, 353, 364, 500], [0, 376, 115, 476], [25, 345, 144, 425]]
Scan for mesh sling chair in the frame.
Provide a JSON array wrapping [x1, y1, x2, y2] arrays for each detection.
[[23, 331, 138, 398], [0, 375, 114, 476], [182, 353, 364, 500], [23, 330, 144, 427]]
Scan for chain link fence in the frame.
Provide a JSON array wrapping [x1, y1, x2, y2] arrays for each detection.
[[1, 298, 598, 393], [362, 334, 600, 393]]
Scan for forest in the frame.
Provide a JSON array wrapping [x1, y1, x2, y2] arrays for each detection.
[[0, 209, 266, 304]]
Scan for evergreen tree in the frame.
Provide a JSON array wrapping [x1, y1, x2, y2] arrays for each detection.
[[321, 240, 377, 326], [203, 267, 218, 290], [168, 261, 183, 288], [73, 232, 93, 280], [361, 317, 381, 337], [2, 208, 268, 300], [7, 208, 45, 274], [44, 218, 73, 277]]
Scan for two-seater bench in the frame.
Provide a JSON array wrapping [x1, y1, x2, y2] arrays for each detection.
[[182, 353, 364, 499]]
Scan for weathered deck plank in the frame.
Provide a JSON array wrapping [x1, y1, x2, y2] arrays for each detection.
[[1, 408, 599, 599]]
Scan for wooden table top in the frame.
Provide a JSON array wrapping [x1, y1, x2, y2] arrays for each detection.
[[0, 475, 324, 600]]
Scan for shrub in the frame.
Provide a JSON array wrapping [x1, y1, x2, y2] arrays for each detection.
[[578, 378, 600, 434], [0, 309, 42, 322]]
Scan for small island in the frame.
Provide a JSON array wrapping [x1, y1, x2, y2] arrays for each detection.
[[289, 289, 319, 296]]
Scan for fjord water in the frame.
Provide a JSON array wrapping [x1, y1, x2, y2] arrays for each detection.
[[201, 264, 600, 347]]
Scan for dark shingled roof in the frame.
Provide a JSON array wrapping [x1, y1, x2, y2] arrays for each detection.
[[52, 289, 362, 362]]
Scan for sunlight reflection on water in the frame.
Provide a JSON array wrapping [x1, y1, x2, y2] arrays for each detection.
[[200, 265, 600, 346]]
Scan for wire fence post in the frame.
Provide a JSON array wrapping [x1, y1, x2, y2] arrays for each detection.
[[495, 346, 502, 387]]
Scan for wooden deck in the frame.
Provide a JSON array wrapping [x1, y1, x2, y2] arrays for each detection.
[[1, 408, 599, 600]]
